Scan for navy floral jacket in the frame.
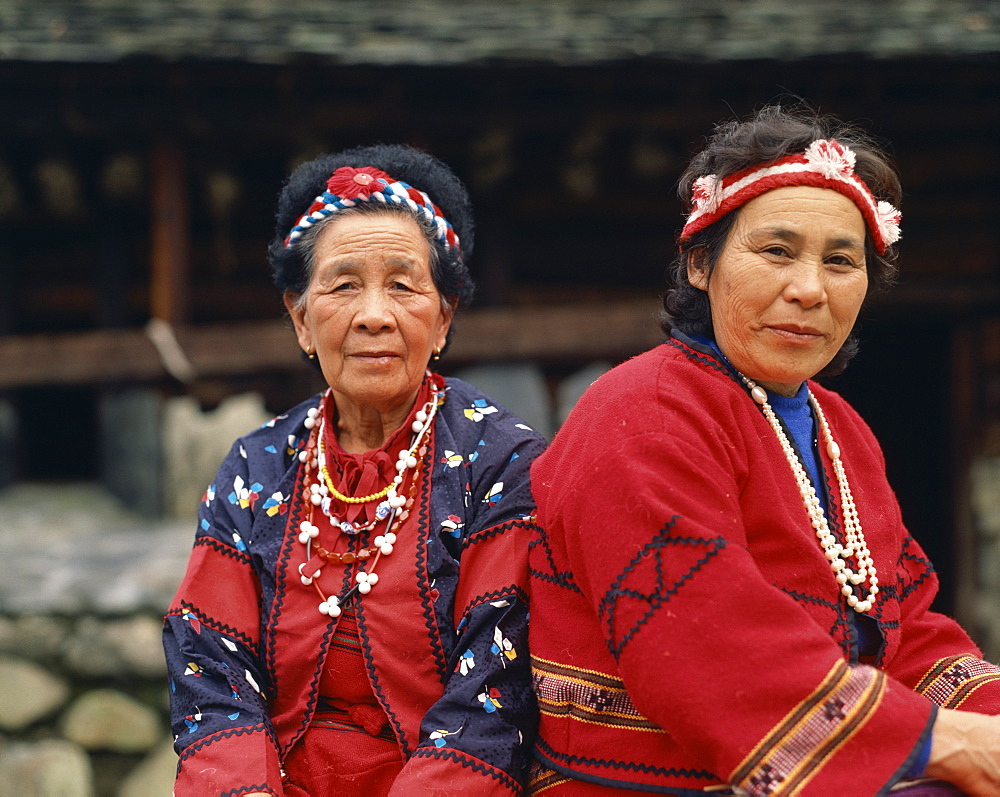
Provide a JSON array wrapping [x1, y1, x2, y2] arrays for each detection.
[[164, 377, 546, 795]]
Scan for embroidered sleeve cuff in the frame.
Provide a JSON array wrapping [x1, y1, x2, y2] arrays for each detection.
[[174, 724, 284, 796], [729, 661, 934, 797], [914, 655, 1000, 710]]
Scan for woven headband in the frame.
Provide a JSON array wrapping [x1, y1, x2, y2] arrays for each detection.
[[284, 166, 461, 253], [679, 139, 901, 255]]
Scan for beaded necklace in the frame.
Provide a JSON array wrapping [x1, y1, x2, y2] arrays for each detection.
[[294, 379, 440, 617], [742, 375, 879, 614]]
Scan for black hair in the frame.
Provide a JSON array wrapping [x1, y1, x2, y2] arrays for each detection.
[[661, 104, 902, 378], [268, 143, 475, 310]]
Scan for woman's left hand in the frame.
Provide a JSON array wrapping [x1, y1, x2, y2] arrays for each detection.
[[926, 707, 1000, 794]]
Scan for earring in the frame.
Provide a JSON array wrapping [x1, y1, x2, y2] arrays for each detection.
[[306, 345, 317, 360], [432, 347, 441, 362]]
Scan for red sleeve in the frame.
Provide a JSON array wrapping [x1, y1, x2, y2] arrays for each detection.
[[174, 725, 284, 796], [164, 446, 284, 795], [883, 534, 1000, 713], [390, 749, 520, 796]]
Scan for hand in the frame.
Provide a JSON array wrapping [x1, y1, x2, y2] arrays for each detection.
[[926, 707, 1000, 795]]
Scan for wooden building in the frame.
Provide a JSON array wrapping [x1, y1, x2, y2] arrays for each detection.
[[1, 0, 999, 630]]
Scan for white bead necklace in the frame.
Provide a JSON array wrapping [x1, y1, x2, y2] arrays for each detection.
[[295, 381, 441, 618], [742, 376, 879, 614]]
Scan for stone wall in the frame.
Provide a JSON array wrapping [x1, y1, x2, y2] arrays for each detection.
[[0, 615, 176, 796], [0, 389, 276, 793], [0, 478, 191, 795]]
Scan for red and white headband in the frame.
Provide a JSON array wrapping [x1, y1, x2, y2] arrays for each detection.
[[284, 166, 461, 253], [679, 139, 901, 255]]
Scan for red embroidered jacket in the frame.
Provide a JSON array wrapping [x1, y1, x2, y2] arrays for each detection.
[[528, 333, 1000, 796]]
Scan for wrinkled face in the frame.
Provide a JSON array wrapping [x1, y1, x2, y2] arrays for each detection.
[[689, 186, 868, 396], [285, 212, 451, 416]]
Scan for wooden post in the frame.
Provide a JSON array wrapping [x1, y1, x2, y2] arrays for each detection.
[[149, 140, 191, 324]]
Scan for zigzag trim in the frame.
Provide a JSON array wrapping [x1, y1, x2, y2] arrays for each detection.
[[599, 517, 726, 659], [458, 585, 528, 623], [355, 604, 411, 755], [290, 610, 337, 756], [529, 525, 582, 595], [667, 336, 736, 382], [897, 535, 935, 601], [463, 515, 537, 550], [177, 722, 273, 764], [408, 747, 521, 793], [265, 480, 300, 686], [265, 469, 339, 757], [778, 586, 840, 612], [535, 752, 719, 795], [165, 600, 258, 652], [221, 786, 278, 797], [535, 736, 717, 780], [915, 654, 1000, 709], [777, 586, 851, 657], [830, 607, 854, 659], [415, 435, 449, 683], [193, 534, 252, 565], [529, 567, 583, 594]]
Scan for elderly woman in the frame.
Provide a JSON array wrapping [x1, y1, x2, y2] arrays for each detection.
[[164, 144, 545, 795], [527, 106, 1000, 795]]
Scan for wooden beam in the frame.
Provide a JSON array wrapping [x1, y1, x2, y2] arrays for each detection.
[[0, 300, 664, 389], [149, 140, 191, 324], [5, 284, 1000, 391], [448, 301, 663, 363]]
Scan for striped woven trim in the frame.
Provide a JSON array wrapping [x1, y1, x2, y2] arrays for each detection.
[[914, 654, 1000, 709], [680, 139, 900, 255], [731, 661, 885, 796], [528, 760, 573, 793], [285, 179, 460, 253], [532, 654, 665, 733]]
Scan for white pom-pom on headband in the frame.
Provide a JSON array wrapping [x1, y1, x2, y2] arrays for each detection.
[[680, 139, 901, 255], [284, 165, 461, 254]]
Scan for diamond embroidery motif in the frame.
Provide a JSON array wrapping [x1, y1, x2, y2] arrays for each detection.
[[598, 516, 726, 659]]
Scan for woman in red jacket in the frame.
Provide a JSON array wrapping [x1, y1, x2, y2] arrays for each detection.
[[528, 106, 1000, 795]]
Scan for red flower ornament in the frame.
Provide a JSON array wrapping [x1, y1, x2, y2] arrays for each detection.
[[326, 166, 393, 199]]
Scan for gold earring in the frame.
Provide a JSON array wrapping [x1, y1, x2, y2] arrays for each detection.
[[306, 345, 316, 360], [432, 347, 441, 362]]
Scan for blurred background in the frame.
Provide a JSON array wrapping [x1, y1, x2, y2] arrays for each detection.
[[1, 1, 999, 793]]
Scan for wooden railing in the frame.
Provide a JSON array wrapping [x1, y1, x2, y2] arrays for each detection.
[[0, 300, 665, 389]]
